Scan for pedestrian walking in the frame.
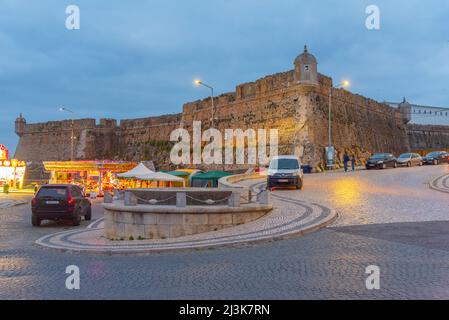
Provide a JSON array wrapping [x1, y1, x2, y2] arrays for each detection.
[[351, 155, 356, 171], [343, 153, 350, 172]]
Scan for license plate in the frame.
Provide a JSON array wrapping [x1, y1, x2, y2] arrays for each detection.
[[278, 179, 289, 182], [46, 201, 59, 204]]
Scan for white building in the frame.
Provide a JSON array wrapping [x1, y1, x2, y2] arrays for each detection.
[[387, 99, 449, 126]]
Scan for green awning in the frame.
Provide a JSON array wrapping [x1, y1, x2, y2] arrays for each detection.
[[191, 171, 232, 180], [190, 171, 232, 187], [162, 170, 191, 177]]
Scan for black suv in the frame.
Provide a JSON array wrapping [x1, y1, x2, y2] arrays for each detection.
[[31, 184, 92, 226], [422, 151, 449, 165], [365, 153, 397, 170]]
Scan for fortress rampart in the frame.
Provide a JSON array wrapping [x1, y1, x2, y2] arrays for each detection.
[[13, 47, 449, 178]]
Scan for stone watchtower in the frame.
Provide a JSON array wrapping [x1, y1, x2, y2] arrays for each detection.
[[398, 98, 412, 124], [15, 114, 26, 137], [293, 45, 319, 85]]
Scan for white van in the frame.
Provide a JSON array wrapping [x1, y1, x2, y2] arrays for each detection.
[[267, 155, 304, 190]]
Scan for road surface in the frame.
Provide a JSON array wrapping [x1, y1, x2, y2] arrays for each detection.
[[1, 165, 449, 299]]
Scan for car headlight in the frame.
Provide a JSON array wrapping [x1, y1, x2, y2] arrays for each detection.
[[377, 160, 384, 164]]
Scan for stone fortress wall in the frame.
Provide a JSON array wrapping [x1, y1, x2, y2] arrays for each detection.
[[15, 118, 118, 161], [14, 46, 449, 178], [407, 124, 449, 152], [181, 70, 410, 171]]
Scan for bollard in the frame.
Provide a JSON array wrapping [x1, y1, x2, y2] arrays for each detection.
[[104, 190, 113, 203], [228, 192, 241, 207], [257, 190, 271, 205], [124, 191, 138, 206], [113, 190, 124, 200], [176, 192, 187, 207]]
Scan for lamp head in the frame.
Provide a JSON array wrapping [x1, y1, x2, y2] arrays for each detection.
[[341, 80, 350, 88]]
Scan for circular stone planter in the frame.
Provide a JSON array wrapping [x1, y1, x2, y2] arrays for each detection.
[[103, 202, 273, 240]]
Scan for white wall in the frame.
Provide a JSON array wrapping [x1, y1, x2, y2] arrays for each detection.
[[388, 102, 449, 126]]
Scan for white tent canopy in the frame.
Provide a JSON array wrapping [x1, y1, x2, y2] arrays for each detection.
[[136, 171, 184, 183], [117, 162, 154, 179]]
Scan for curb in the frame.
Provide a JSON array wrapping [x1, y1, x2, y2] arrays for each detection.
[[35, 208, 338, 255], [0, 199, 29, 210], [429, 174, 449, 194]]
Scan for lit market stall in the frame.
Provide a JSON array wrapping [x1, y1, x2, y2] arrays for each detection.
[[137, 171, 185, 187], [0, 144, 26, 190], [43, 160, 136, 195], [160, 169, 202, 187], [117, 163, 185, 188]]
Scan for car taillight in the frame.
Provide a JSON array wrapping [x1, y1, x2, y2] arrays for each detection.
[[67, 195, 76, 206], [31, 198, 38, 206]]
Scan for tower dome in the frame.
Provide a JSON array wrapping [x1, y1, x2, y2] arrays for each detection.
[[293, 45, 318, 85], [15, 113, 26, 137]]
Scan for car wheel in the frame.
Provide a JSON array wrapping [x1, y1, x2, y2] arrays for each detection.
[[393, 162, 398, 168], [433, 159, 439, 165], [296, 180, 303, 190], [31, 216, 41, 227], [84, 207, 92, 221], [73, 214, 81, 226]]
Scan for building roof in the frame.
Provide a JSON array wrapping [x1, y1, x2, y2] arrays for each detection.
[[44, 160, 136, 173], [387, 101, 449, 111]]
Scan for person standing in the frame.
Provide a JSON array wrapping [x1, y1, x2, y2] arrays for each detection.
[[343, 153, 350, 172], [351, 155, 356, 171]]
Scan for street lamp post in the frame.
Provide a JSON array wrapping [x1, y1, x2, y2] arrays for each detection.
[[59, 107, 75, 161], [194, 80, 215, 128], [327, 80, 350, 168]]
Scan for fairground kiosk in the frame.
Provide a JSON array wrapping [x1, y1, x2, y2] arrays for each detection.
[[43, 160, 136, 195], [0, 144, 26, 190]]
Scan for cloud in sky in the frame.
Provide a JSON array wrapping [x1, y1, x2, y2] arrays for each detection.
[[0, 0, 448, 154]]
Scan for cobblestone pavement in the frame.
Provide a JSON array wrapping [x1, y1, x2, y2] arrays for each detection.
[[292, 165, 449, 226], [1, 165, 449, 299]]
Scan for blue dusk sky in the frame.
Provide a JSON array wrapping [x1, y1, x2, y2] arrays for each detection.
[[1, 0, 448, 154]]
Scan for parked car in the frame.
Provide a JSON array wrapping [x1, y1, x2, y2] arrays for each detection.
[[397, 153, 423, 167], [422, 151, 449, 165], [31, 184, 92, 227], [365, 153, 397, 170], [267, 155, 304, 190]]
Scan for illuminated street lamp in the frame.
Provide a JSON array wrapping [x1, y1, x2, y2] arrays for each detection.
[[59, 107, 75, 161], [327, 80, 350, 168], [194, 79, 215, 127]]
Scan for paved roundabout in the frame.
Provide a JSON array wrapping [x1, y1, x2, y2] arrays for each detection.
[[35, 180, 337, 254]]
